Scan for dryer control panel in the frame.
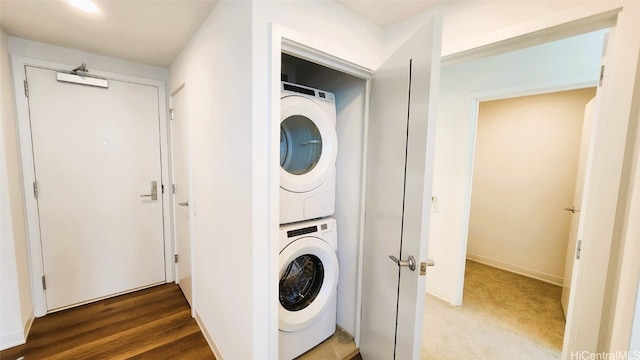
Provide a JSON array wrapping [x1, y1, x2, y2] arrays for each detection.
[[282, 81, 336, 104]]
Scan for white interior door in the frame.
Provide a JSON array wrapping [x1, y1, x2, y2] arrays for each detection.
[[26, 66, 166, 311], [359, 14, 442, 359], [171, 86, 193, 307], [561, 96, 596, 316]]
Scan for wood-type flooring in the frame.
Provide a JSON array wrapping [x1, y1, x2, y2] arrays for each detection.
[[0, 283, 215, 360]]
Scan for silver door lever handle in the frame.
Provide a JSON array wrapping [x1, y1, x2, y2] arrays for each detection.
[[140, 181, 158, 201], [389, 255, 416, 271], [178, 201, 189, 207], [564, 206, 580, 213]]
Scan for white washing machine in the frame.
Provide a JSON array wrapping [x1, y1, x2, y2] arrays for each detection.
[[280, 81, 338, 225], [279, 217, 339, 360]]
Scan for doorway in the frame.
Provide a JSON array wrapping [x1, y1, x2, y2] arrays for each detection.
[[424, 28, 608, 358], [467, 88, 596, 287], [13, 58, 173, 316]]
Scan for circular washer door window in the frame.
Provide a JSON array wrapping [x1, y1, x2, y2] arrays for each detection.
[[278, 237, 338, 332], [280, 115, 322, 176], [280, 96, 337, 193], [279, 254, 324, 311]]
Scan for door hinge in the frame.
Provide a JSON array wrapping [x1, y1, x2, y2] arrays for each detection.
[[172, 184, 176, 194], [161, 184, 165, 194], [174, 254, 179, 263], [41, 275, 47, 290], [576, 239, 582, 260], [33, 181, 38, 198], [24, 80, 29, 97], [599, 65, 605, 87], [170, 108, 175, 121]]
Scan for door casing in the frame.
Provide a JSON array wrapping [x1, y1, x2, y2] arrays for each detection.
[[11, 56, 174, 317]]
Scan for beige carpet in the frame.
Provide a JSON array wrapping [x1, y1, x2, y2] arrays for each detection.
[[422, 260, 565, 360]]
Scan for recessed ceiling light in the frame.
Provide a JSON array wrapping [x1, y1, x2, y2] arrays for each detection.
[[67, 0, 100, 14]]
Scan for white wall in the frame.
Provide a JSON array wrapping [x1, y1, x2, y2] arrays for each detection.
[[169, 2, 255, 359], [0, 28, 33, 351], [427, 29, 606, 303], [1, 35, 168, 348], [468, 88, 596, 285], [8, 37, 169, 82]]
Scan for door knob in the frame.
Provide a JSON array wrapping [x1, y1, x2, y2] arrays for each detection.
[[389, 255, 416, 271], [140, 181, 158, 201], [564, 206, 580, 213], [178, 201, 189, 207]]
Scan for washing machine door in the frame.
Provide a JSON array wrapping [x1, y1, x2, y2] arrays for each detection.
[[280, 95, 337, 193], [279, 236, 339, 332]]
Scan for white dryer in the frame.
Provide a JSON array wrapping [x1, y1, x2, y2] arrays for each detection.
[[279, 218, 338, 360], [280, 82, 338, 225]]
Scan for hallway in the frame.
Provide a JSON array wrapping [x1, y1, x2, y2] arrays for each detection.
[[422, 260, 565, 359], [0, 284, 214, 360]]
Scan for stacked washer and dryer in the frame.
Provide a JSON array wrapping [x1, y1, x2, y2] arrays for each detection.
[[278, 82, 339, 360]]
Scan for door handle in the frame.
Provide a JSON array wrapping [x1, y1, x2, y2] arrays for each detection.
[[564, 206, 580, 213], [140, 181, 158, 201], [178, 201, 189, 207], [389, 255, 416, 271]]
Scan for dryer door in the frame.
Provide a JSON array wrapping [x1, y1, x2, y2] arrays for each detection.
[[280, 95, 337, 193], [279, 237, 339, 332]]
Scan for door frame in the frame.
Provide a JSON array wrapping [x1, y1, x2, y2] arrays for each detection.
[[11, 56, 174, 317], [456, 78, 601, 305], [169, 83, 195, 312], [443, 2, 640, 355], [268, 23, 374, 359]]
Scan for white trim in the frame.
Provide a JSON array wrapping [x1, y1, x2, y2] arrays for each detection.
[[442, 4, 620, 66], [0, 307, 32, 350], [268, 22, 374, 351], [281, 39, 372, 80], [0, 330, 25, 350], [11, 55, 173, 317], [453, 80, 601, 306], [354, 78, 372, 346], [195, 310, 224, 360], [467, 253, 564, 286]]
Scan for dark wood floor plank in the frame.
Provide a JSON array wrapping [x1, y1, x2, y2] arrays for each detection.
[[25, 293, 187, 352], [0, 283, 215, 360], [129, 332, 216, 360]]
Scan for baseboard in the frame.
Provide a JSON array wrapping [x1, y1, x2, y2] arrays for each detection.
[[23, 307, 34, 342], [466, 253, 563, 286], [1, 330, 24, 351], [425, 284, 456, 306], [195, 310, 224, 360], [0, 308, 34, 351]]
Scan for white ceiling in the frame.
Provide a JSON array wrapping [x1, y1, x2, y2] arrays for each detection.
[[0, 0, 446, 68]]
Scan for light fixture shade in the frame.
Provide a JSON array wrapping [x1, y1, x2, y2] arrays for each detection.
[[67, 0, 100, 14]]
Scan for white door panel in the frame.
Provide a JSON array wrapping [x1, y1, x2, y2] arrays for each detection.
[[561, 97, 596, 315], [360, 14, 442, 359], [26, 66, 165, 311], [171, 86, 193, 306]]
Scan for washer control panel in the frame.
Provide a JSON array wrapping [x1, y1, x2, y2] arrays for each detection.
[[285, 219, 336, 238]]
